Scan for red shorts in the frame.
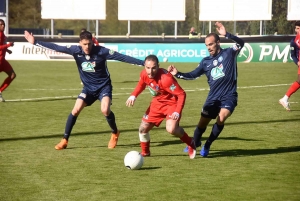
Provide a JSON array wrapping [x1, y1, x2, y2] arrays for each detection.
[[0, 60, 13, 73], [142, 102, 181, 127]]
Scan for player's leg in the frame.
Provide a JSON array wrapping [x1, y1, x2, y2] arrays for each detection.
[[201, 99, 236, 157], [0, 61, 16, 102], [279, 71, 300, 111], [139, 120, 155, 157], [55, 93, 88, 150], [166, 118, 196, 159]]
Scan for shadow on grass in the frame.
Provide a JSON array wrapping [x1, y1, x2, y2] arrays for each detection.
[[206, 145, 300, 158], [0, 118, 299, 142]]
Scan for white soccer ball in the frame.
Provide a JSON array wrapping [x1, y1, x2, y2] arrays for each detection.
[[124, 151, 144, 170], [163, 57, 168, 62]]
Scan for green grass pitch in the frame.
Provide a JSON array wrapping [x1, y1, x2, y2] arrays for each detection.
[[0, 61, 299, 201]]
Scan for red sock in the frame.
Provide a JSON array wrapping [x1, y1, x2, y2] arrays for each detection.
[[140, 141, 150, 154], [180, 132, 193, 146], [286, 82, 300, 97], [0, 77, 13, 92]]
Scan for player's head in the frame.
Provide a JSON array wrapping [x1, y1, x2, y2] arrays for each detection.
[[295, 21, 300, 34], [0, 19, 5, 32], [205, 33, 221, 56], [79, 30, 93, 55], [144, 55, 159, 79]]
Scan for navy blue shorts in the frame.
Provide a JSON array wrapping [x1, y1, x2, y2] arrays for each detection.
[[77, 85, 113, 106], [201, 97, 237, 119]]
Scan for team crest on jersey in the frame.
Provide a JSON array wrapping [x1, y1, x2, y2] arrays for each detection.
[[213, 60, 218, 66], [85, 55, 90, 60], [211, 64, 225, 80], [67, 45, 71, 48], [81, 62, 96, 72], [169, 84, 176, 91], [109, 49, 115, 55], [218, 56, 223, 62]]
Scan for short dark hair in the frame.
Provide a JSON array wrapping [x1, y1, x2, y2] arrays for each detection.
[[206, 33, 220, 43], [79, 31, 92, 41], [295, 21, 300, 27], [0, 19, 5, 26], [145, 54, 159, 65], [81, 28, 87, 32]]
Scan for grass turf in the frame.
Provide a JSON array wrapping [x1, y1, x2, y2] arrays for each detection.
[[0, 61, 299, 201]]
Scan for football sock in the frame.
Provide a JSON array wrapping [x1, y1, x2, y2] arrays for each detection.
[[140, 141, 150, 154], [106, 111, 118, 134], [63, 113, 78, 140], [180, 132, 193, 146], [205, 123, 224, 149], [0, 77, 13, 92], [194, 126, 206, 147], [286, 82, 300, 97]]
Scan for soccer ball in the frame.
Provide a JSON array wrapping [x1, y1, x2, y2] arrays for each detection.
[[124, 151, 144, 170], [163, 57, 168, 62]]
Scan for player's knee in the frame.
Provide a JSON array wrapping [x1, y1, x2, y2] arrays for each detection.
[[71, 108, 81, 116], [166, 125, 176, 134], [11, 73, 16, 80], [101, 108, 110, 116]]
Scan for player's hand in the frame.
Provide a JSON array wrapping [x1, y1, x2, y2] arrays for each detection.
[[6, 49, 12, 54], [24, 30, 35, 44], [9, 42, 14, 47], [215, 22, 226, 36], [170, 112, 180, 120], [126, 96, 136, 107], [168, 65, 178, 75]]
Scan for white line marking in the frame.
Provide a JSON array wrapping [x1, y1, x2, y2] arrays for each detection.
[[5, 83, 295, 102]]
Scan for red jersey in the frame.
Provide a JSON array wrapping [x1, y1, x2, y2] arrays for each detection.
[[0, 31, 12, 63], [131, 68, 186, 114], [92, 37, 99, 46], [295, 32, 300, 60]]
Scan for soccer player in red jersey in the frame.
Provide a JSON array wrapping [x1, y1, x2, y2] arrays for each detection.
[[0, 19, 16, 102], [279, 21, 300, 111], [125, 55, 196, 159]]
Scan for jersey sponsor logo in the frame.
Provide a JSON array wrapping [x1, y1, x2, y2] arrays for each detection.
[[148, 86, 159, 96], [81, 62, 96, 72], [211, 64, 225, 80], [109, 49, 115, 55], [79, 93, 86, 98], [169, 83, 176, 91]]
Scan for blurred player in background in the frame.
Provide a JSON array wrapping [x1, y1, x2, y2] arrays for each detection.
[[24, 30, 144, 150], [279, 21, 300, 111], [125, 55, 196, 159], [168, 22, 244, 157], [0, 19, 16, 102]]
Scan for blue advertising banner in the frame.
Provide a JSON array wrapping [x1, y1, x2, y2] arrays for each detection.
[[104, 43, 209, 63]]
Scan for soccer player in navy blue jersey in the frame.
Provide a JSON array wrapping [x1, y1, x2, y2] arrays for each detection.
[[168, 22, 244, 157], [24, 30, 144, 150]]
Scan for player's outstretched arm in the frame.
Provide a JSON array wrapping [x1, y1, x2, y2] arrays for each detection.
[[215, 22, 226, 36], [24, 31, 35, 44]]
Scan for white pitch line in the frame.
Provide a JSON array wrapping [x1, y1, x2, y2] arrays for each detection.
[[5, 83, 294, 102]]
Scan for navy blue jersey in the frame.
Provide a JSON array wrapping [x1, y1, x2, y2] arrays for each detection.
[[34, 40, 144, 94], [290, 36, 300, 65], [175, 32, 244, 101]]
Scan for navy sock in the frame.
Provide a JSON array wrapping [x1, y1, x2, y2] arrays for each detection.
[[205, 123, 224, 149], [194, 126, 206, 147], [106, 111, 118, 134], [63, 113, 78, 140]]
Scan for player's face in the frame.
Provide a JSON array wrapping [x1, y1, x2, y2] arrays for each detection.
[[205, 35, 220, 56], [144, 59, 159, 79], [0, 22, 5, 32], [79, 39, 93, 55], [295, 26, 300, 34]]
